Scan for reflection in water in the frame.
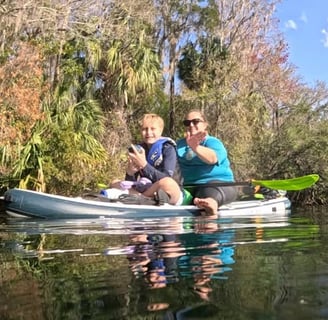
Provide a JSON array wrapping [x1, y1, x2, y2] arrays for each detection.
[[179, 219, 235, 302], [1, 211, 326, 319], [105, 217, 237, 310]]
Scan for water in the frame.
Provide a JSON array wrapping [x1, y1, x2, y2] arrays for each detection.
[[0, 207, 327, 320]]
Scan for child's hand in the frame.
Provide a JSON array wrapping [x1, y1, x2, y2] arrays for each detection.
[[126, 158, 140, 175], [128, 146, 147, 170]]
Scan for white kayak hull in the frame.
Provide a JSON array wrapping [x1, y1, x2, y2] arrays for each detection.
[[2, 188, 291, 219]]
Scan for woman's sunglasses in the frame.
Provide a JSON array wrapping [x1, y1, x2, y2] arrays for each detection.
[[183, 118, 204, 127]]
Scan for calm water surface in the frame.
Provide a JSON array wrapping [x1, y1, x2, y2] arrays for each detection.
[[0, 206, 327, 320]]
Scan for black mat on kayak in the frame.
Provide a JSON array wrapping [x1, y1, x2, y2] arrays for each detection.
[[82, 189, 170, 206]]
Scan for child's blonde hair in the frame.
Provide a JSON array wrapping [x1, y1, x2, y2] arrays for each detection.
[[139, 113, 164, 129]]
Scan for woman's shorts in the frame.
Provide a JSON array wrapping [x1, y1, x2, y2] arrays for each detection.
[[186, 180, 238, 206], [195, 181, 238, 205]]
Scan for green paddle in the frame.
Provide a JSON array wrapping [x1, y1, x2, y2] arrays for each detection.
[[251, 174, 319, 191], [185, 174, 319, 191]]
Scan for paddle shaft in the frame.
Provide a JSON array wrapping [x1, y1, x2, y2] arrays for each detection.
[[185, 181, 251, 188], [184, 181, 256, 192], [184, 174, 319, 191]]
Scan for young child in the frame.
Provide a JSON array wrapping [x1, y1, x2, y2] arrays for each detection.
[[108, 114, 186, 205]]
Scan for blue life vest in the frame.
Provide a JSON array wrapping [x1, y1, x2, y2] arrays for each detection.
[[145, 137, 176, 167]]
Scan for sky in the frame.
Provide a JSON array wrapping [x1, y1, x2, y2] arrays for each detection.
[[275, 0, 328, 86]]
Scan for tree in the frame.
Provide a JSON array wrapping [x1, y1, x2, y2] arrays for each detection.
[[175, 0, 303, 179], [256, 82, 328, 204], [0, 42, 45, 176]]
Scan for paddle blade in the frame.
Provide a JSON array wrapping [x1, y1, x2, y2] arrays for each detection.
[[252, 174, 319, 191], [97, 183, 108, 189]]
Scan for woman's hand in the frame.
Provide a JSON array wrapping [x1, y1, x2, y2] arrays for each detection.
[[186, 131, 206, 150], [186, 131, 217, 164]]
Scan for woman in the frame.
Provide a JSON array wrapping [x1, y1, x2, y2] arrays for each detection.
[[177, 110, 238, 214]]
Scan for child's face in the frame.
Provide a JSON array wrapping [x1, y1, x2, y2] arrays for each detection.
[[141, 119, 163, 146]]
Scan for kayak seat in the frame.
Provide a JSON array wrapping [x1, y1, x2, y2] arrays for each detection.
[[118, 194, 163, 205], [82, 192, 113, 202], [238, 187, 282, 201], [82, 190, 170, 206], [118, 189, 171, 206]]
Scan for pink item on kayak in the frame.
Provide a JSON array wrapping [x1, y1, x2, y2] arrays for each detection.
[[119, 177, 153, 192]]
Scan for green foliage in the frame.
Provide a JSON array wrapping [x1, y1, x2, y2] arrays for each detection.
[[178, 37, 228, 91], [253, 99, 328, 204], [103, 35, 160, 106], [12, 123, 46, 191]]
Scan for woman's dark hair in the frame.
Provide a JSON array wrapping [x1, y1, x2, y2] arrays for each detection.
[[186, 109, 207, 122]]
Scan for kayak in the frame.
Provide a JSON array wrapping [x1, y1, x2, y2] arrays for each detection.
[[2, 188, 291, 219]]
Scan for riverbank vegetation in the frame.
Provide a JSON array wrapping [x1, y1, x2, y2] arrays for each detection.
[[1, 0, 327, 204]]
